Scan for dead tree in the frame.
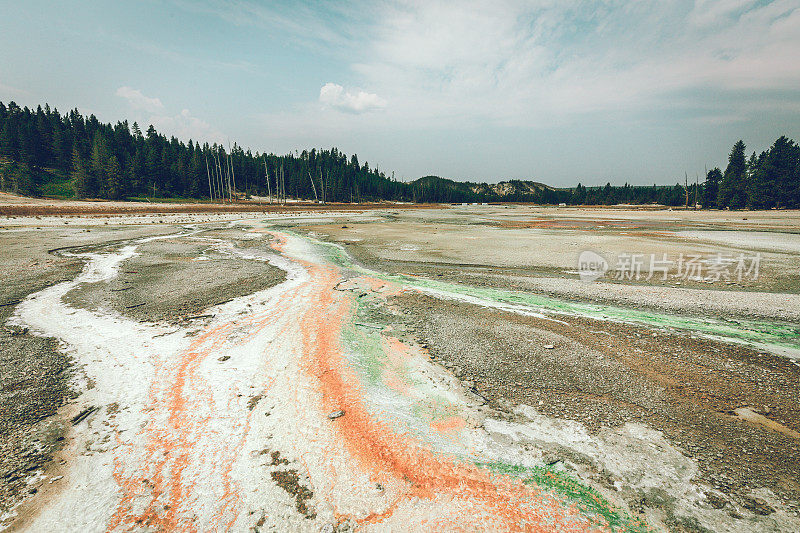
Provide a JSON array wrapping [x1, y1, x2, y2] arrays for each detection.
[[307, 170, 319, 202], [263, 156, 272, 204]]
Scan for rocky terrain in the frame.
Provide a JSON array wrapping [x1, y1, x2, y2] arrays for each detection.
[[1, 204, 799, 531]]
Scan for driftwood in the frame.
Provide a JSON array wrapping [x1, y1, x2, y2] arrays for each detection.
[[72, 406, 99, 425]]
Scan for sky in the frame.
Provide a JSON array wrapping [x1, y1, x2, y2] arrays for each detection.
[[1, 0, 799, 186]]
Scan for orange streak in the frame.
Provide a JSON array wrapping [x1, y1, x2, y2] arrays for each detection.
[[101, 230, 607, 531], [283, 240, 600, 531], [430, 416, 467, 434]]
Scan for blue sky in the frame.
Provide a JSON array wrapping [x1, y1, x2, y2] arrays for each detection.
[[1, 0, 799, 185]]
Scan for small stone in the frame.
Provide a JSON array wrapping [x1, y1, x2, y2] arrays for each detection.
[[742, 496, 774, 516], [541, 453, 560, 465], [705, 490, 728, 509], [328, 410, 345, 420]]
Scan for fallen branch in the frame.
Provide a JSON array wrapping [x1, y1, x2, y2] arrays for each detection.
[[185, 314, 215, 320], [72, 406, 99, 425]]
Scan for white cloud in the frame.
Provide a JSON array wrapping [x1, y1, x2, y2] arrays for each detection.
[[115, 87, 223, 144], [290, 0, 800, 129], [115, 86, 164, 113], [149, 108, 224, 144], [247, 0, 800, 164], [319, 82, 386, 113], [689, 0, 760, 27], [0, 79, 27, 99]]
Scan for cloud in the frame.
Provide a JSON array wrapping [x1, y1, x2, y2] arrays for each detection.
[[319, 82, 386, 113], [115, 87, 223, 144], [0, 77, 27, 98], [149, 108, 224, 144], [689, 0, 761, 27], [245, 0, 798, 130], [115, 86, 164, 113]]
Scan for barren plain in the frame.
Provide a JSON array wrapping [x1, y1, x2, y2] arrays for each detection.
[[1, 201, 799, 532]]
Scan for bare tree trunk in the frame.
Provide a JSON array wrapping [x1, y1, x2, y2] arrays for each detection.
[[307, 170, 318, 202], [215, 152, 223, 203], [215, 151, 225, 203], [684, 172, 689, 209], [263, 156, 272, 204], [228, 142, 236, 200], [224, 151, 231, 202], [280, 162, 285, 205], [205, 154, 213, 202]]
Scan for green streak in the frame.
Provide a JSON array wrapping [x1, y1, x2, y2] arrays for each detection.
[[318, 232, 651, 529], [478, 462, 649, 532], [287, 229, 800, 356], [340, 299, 386, 386]]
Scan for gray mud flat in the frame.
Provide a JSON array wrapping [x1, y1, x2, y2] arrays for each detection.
[[3, 207, 800, 532], [0, 224, 286, 520], [298, 206, 800, 529], [394, 291, 800, 524], [64, 230, 285, 323], [0, 225, 174, 517]]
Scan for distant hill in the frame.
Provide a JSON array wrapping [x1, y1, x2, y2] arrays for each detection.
[[410, 176, 557, 203]]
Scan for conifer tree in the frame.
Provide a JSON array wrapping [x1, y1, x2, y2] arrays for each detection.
[[718, 140, 747, 208], [71, 147, 91, 198]]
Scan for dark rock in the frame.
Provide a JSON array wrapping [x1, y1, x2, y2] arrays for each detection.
[[742, 496, 775, 516]]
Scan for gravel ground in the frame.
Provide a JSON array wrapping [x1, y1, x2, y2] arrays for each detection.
[[0, 225, 172, 518], [4, 207, 800, 531], [394, 292, 800, 524], [354, 255, 800, 322], [0, 223, 286, 520], [302, 206, 800, 317], [63, 228, 286, 323]]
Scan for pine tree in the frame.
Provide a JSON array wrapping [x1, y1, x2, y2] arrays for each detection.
[[0, 120, 18, 159], [89, 132, 109, 196], [11, 161, 36, 196], [71, 147, 91, 198], [703, 168, 721, 208], [768, 136, 800, 208], [718, 140, 747, 209], [106, 155, 123, 200]]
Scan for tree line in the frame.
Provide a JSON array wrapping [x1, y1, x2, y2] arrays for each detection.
[[1, 100, 797, 208], [702, 137, 800, 209], [0, 101, 405, 202]]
